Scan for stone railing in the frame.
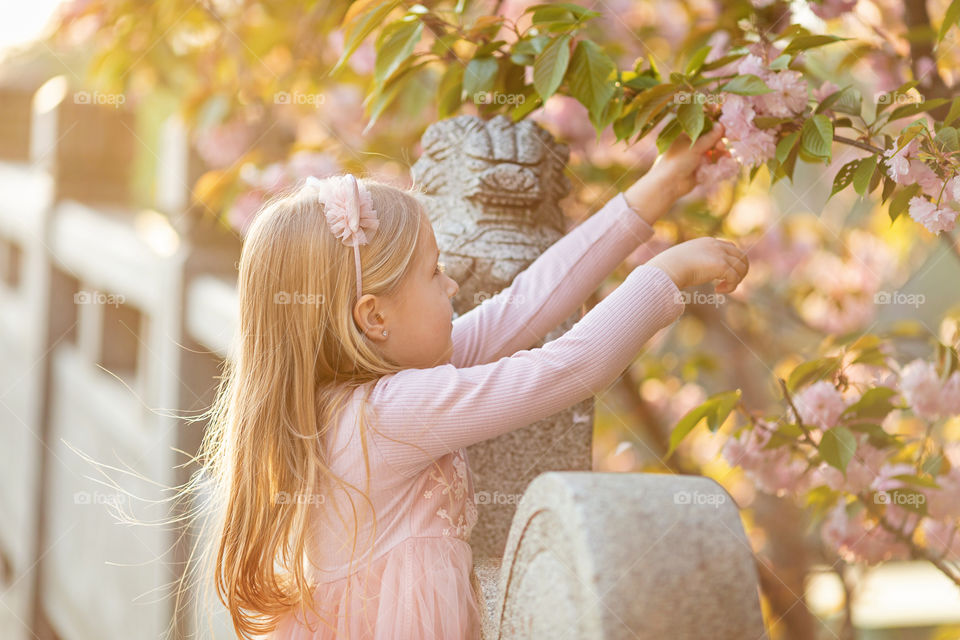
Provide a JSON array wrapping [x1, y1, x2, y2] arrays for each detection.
[[0, 67, 766, 639]]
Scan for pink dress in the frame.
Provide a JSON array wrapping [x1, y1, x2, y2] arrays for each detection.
[[269, 192, 685, 639]]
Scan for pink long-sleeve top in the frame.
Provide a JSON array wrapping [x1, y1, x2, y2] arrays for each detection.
[[271, 191, 685, 640]]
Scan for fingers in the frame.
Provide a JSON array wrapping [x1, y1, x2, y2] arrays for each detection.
[[710, 239, 748, 293], [693, 123, 725, 153]]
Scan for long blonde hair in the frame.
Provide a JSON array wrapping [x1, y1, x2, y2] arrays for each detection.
[[174, 175, 429, 638]]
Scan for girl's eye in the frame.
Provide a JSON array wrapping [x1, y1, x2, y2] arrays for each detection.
[[435, 261, 446, 276]]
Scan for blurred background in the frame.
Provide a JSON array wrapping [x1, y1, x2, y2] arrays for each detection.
[[1, 1, 959, 639]]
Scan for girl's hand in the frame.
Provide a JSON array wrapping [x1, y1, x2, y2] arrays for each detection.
[[646, 237, 749, 294], [649, 123, 729, 200], [625, 123, 729, 216]]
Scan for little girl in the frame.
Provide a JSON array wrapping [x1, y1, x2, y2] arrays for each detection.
[[189, 124, 748, 639]]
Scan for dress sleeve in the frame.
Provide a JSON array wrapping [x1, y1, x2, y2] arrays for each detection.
[[366, 263, 685, 478], [449, 191, 656, 368]]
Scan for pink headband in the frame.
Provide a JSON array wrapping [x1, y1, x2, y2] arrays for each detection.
[[305, 174, 380, 301]]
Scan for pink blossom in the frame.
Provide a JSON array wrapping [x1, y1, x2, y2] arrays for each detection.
[[695, 155, 740, 195], [227, 189, 266, 236], [925, 468, 960, 520], [905, 160, 943, 198], [810, 0, 857, 20], [870, 462, 916, 492], [812, 81, 840, 103], [795, 381, 848, 429], [922, 519, 960, 560], [941, 371, 960, 415], [719, 94, 757, 140], [907, 196, 958, 234], [729, 129, 777, 166], [916, 56, 938, 89], [815, 435, 887, 494], [899, 359, 944, 419], [722, 424, 812, 495], [193, 119, 256, 169], [944, 175, 960, 203], [821, 503, 911, 564], [755, 70, 808, 118], [883, 138, 920, 184]]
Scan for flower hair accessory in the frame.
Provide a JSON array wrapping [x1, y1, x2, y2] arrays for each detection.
[[305, 174, 380, 301]]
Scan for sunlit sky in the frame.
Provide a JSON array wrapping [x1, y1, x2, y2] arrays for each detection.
[[0, 1, 66, 57]]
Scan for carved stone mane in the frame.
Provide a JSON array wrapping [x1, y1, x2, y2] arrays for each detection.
[[411, 114, 572, 314]]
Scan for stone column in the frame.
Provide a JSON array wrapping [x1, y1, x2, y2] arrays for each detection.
[[410, 114, 589, 561]]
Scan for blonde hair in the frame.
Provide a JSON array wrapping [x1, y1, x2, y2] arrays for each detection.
[[173, 175, 431, 638]]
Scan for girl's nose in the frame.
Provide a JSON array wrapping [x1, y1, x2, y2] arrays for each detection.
[[447, 277, 459, 298]]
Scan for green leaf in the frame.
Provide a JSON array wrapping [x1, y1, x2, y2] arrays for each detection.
[[524, 2, 600, 19], [667, 389, 742, 457], [437, 63, 464, 119], [720, 74, 774, 96], [533, 34, 571, 102], [333, 0, 403, 76], [880, 175, 897, 204], [374, 19, 424, 85], [819, 426, 857, 472], [685, 45, 711, 76], [830, 158, 860, 197], [944, 95, 960, 127], [853, 154, 878, 196], [801, 114, 833, 159], [937, 0, 960, 43], [768, 54, 791, 70], [889, 98, 950, 122], [656, 117, 683, 154], [677, 101, 704, 143], [888, 183, 921, 222], [782, 34, 849, 57], [567, 40, 617, 121], [463, 56, 499, 98], [892, 473, 941, 489], [776, 131, 801, 164], [841, 387, 897, 421], [787, 357, 841, 392], [934, 126, 959, 153]]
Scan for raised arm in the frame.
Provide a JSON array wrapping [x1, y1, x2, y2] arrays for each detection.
[[367, 263, 685, 479], [450, 191, 657, 368]]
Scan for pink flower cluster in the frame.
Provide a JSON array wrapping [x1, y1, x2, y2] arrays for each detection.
[[821, 502, 912, 564], [696, 48, 811, 194], [721, 422, 813, 495], [193, 118, 257, 170], [226, 151, 341, 235], [898, 359, 960, 420], [883, 139, 960, 233], [793, 380, 850, 429]]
